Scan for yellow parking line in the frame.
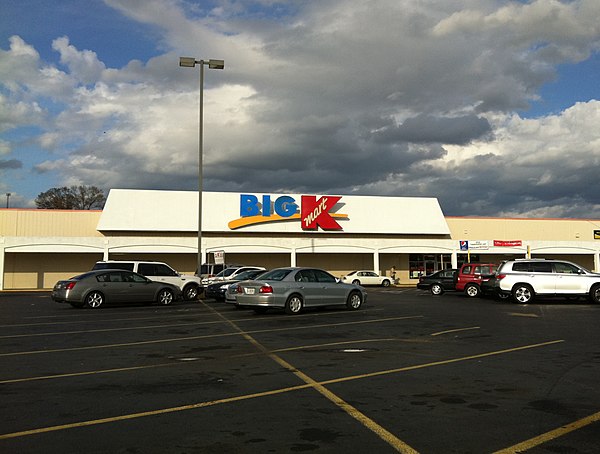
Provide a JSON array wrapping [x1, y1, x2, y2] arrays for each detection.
[[0, 362, 177, 384], [508, 312, 539, 318], [0, 315, 423, 357], [206, 303, 419, 453], [0, 339, 565, 445], [0, 384, 312, 440], [430, 326, 480, 336], [493, 410, 600, 453], [2, 337, 428, 384]]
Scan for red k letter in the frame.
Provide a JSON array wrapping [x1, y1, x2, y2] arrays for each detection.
[[301, 196, 342, 231]]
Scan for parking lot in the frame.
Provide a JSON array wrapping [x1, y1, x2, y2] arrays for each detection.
[[1, 288, 599, 453]]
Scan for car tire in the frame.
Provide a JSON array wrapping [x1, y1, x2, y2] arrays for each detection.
[[589, 285, 600, 304], [464, 284, 480, 298], [285, 294, 303, 314], [430, 284, 444, 295], [352, 279, 361, 285], [157, 288, 174, 305], [85, 291, 104, 308], [183, 284, 200, 301], [381, 280, 391, 287], [512, 284, 534, 304], [346, 291, 363, 310]]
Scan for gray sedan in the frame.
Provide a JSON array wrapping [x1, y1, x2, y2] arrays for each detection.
[[234, 267, 367, 314], [51, 269, 182, 308]]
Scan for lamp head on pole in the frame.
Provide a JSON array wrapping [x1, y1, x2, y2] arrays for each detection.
[[208, 59, 224, 69], [179, 57, 197, 67]]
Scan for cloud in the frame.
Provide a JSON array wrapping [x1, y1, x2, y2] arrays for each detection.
[[0, 158, 22, 169], [1, 0, 600, 218]]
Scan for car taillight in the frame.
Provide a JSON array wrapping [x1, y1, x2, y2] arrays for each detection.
[[259, 285, 273, 294], [233, 285, 241, 294], [66, 281, 77, 290], [496, 274, 506, 280]]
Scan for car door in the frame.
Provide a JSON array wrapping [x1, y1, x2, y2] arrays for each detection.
[[363, 271, 380, 285], [127, 271, 158, 302], [314, 269, 346, 305], [553, 262, 587, 294], [528, 262, 555, 294], [441, 269, 456, 289], [104, 271, 134, 302], [294, 269, 322, 307]]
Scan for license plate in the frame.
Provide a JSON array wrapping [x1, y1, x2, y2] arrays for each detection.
[[245, 288, 255, 295]]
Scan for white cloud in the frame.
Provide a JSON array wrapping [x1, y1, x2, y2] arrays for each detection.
[[1, 0, 600, 217]]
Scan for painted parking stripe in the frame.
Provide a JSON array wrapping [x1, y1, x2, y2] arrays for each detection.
[[493, 410, 600, 453], [0, 339, 564, 445], [0, 315, 423, 357]]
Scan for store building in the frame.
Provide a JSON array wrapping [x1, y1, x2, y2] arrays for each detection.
[[1, 189, 600, 290]]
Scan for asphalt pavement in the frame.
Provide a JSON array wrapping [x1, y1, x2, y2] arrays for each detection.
[[1, 289, 599, 453]]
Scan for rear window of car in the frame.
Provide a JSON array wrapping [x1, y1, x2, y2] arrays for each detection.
[[259, 269, 292, 281], [512, 262, 553, 273], [139, 263, 177, 276]]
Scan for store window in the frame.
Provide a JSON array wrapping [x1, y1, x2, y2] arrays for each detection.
[[408, 254, 453, 279]]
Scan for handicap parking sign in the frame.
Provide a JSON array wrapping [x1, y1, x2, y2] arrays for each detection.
[[460, 241, 469, 251]]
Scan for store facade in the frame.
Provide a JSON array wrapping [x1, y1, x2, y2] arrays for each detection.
[[1, 189, 600, 290]]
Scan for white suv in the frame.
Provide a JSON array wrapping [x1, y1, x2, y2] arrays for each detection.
[[494, 259, 600, 304], [93, 261, 202, 301]]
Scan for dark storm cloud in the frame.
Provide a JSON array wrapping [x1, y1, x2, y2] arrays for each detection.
[[375, 114, 492, 145], [0, 159, 22, 169]]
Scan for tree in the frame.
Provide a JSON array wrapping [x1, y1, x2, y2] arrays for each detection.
[[35, 186, 106, 210]]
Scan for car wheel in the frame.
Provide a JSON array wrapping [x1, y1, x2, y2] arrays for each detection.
[[430, 284, 444, 295], [352, 279, 361, 285], [381, 280, 391, 287], [346, 291, 363, 310], [183, 284, 199, 301], [464, 284, 480, 297], [589, 285, 600, 304], [512, 284, 534, 304], [157, 288, 174, 305], [85, 291, 104, 308], [285, 294, 303, 314]]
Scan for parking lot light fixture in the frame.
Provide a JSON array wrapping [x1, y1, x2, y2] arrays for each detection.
[[178, 57, 224, 276]]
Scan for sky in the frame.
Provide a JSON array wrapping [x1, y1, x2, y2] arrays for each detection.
[[1, 0, 600, 218]]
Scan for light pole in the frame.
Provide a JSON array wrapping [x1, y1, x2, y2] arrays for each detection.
[[5, 193, 11, 209], [179, 57, 224, 277]]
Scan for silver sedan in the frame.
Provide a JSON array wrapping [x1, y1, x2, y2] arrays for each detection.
[[234, 267, 367, 314], [51, 269, 182, 309]]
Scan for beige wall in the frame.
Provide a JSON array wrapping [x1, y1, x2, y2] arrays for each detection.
[[4, 253, 103, 289], [2, 208, 600, 290], [446, 217, 600, 242], [1, 210, 103, 237]]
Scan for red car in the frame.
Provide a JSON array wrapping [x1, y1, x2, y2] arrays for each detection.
[[454, 263, 498, 297]]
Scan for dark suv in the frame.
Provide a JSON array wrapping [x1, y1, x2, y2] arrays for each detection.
[[454, 263, 498, 297]]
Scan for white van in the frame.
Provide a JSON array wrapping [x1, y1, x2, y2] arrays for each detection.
[[92, 261, 202, 300]]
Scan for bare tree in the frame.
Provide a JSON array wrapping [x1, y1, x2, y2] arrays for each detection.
[[35, 186, 106, 210]]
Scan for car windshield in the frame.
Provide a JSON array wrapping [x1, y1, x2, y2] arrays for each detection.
[[257, 269, 292, 281], [221, 268, 240, 277], [235, 270, 264, 280]]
